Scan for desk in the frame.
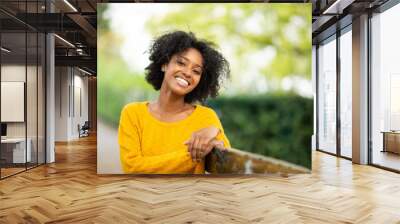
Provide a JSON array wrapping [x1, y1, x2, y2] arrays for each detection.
[[382, 131, 400, 154], [1, 138, 31, 163]]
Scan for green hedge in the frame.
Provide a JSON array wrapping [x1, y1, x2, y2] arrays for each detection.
[[206, 94, 312, 169]]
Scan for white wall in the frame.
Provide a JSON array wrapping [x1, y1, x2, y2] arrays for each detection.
[[72, 73, 89, 138], [54, 67, 89, 141], [1, 65, 26, 142], [1, 63, 46, 164], [55, 67, 69, 141], [1, 65, 36, 138]]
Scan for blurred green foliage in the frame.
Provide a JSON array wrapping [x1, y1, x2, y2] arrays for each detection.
[[147, 3, 311, 83], [207, 94, 312, 169], [97, 4, 110, 32], [98, 54, 156, 127], [98, 4, 156, 127]]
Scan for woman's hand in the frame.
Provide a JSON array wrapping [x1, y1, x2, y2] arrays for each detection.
[[184, 126, 223, 162], [185, 138, 226, 162]]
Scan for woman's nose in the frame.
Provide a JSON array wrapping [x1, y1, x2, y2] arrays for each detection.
[[182, 67, 192, 77]]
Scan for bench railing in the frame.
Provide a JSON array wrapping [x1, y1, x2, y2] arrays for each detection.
[[205, 147, 310, 175]]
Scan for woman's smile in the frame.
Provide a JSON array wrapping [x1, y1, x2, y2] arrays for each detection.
[[175, 76, 190, 88]]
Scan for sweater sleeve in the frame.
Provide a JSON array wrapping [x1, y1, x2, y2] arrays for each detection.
[[118, 105, 197, 174], [206, 109, 231, 149]]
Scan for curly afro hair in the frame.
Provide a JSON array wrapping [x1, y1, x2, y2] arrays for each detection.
[[145, 31, 230, 104]]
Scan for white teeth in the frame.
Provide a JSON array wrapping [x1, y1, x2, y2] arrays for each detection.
[[175, 77, 189, 87]]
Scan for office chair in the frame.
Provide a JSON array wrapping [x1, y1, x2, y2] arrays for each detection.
[[78, 121, 90, 138]]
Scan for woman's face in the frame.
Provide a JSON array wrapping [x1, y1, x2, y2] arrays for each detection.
[[161, 48, 204, 97]]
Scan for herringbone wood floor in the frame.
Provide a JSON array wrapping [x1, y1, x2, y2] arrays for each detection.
[[1, 135, 400, 223]]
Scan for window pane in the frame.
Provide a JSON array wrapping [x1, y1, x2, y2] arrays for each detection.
[[27, 31, 38, 169], [1, 30, 28, 177], [38, 32, 45, 165], [340, 29, 352, 158], [371, 3, 400, 171], [318, 37, 337, 154]]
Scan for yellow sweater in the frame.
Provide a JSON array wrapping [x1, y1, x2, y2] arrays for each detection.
[[118, 101, 230, 174]]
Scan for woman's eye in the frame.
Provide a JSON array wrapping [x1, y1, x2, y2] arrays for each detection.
[[177, 60, 185, 66], [193, 70, 201, 75]]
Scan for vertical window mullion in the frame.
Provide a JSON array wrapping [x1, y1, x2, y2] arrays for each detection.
[[367, 11, 373, 165], [36, 0, 39, 167], [25, 0, 28, 171], [316, 45, 319, 150], [337, 29, 341, 157]]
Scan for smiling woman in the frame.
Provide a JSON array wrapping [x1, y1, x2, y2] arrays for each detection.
[[118, 31, 231, 174]]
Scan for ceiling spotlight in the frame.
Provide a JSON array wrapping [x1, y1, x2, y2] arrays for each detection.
[[1, 47, 11, 53], [54, 34, 75, 48], [78, 67, 92, 76], [63, 0, 78, 12], [322, 0, 355, 15]]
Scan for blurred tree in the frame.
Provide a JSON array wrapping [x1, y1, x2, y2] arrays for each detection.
[[98, 4, 110, 32], [146, 4, 311, 93], [97, 4, 157, 127]]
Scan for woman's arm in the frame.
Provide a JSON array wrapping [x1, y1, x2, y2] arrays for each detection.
[[120, 147, 197, 174], [185, 109, 231, 161], [118, 105, 197, 174]]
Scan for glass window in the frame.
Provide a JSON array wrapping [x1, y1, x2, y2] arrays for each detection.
[[318, 36, 337, 154], [0, 1, 46, 179], [27, 30, 38, 169], [1, 30, 28, 178], [339, 28, 352, 158], [371, 3, 400, 171], [312, 45, 316, 151]]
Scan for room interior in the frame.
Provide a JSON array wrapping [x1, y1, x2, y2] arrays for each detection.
[[0, 0, 399, 222]]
